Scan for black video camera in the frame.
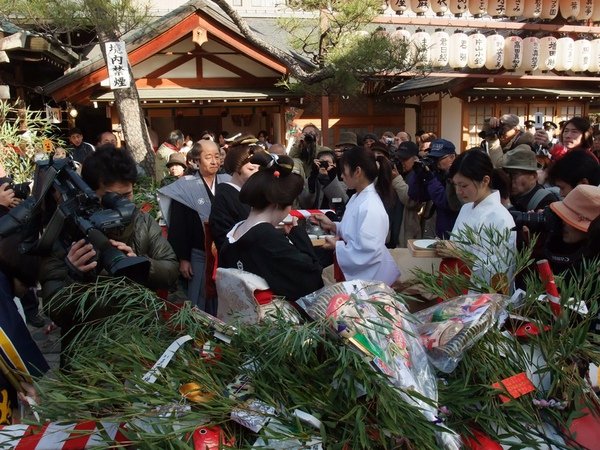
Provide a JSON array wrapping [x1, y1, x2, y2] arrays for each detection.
[[318, 160, 330, 169], [510, 207, 561, 234], [0, 176, 31, 199], [0, 158, 150, 283]]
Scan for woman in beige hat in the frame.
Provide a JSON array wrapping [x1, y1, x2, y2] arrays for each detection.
[[544, 184, 600, 275]]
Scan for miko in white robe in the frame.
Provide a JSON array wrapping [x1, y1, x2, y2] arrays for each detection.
[[450, 190, 516, 290], [335, 183, 401, 285]]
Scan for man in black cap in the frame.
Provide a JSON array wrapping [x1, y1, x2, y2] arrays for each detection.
[[482, 114, 534, 168], [391, 141, 426, 247], [524, 120, 536, 134], [544, 121, 559, 145], [408, 139, 461, 239], [534, 121, 560, 150]]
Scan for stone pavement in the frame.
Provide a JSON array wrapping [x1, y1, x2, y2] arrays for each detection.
[[27, 314, 60, 372]]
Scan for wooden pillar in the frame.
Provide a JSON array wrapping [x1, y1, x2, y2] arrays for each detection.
[[321, 94, 330, 147]]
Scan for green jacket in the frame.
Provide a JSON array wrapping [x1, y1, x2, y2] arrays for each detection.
[[40, 209, 179, 327]]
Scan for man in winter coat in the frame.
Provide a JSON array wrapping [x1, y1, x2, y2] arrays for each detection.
[[40, 145, 179, 366]]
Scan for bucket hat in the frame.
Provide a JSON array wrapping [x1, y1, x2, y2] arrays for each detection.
[[501, 144, 538, 171], [549, 185, 600, 232]]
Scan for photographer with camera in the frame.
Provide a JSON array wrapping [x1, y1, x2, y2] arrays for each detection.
[[289, 124, 328, 178], [521, 185, 600, 278], [482, 114, 534, 168], [299, 148, 348, 211], [40, 145, 179, 365], [407, 139, 462, 239]]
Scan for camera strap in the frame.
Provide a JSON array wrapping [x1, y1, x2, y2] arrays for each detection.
[[527, 188, 552, 212]]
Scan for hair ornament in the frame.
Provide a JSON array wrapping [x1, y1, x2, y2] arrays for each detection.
[[273, 170, 280, 178], [265, 153, 279, 169]]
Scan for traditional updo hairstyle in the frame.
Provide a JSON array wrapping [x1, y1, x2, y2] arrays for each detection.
[[223, 135, 259, 175], [240, 151, 303, 210], [561, 117, 594, 150], [448, 149, 493, 183]]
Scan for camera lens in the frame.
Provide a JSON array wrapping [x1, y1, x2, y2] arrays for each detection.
[[319, 160, 329, 169]]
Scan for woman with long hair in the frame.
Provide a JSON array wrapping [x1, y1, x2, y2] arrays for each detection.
[[312, 145, 401, 285], [219, 152, 323, 300]]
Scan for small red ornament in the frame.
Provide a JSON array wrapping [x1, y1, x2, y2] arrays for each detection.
[[192, 425, 235, 449], [273, 170, 280, 178]]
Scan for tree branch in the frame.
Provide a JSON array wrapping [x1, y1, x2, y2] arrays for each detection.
[[207, 0, 334, 84]]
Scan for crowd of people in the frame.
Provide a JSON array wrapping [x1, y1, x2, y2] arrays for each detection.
[[1, 116, 600, 424]]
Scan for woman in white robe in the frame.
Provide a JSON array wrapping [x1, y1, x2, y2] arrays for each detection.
[[437, 150, 516, 292], [312, 146, 401, 285]]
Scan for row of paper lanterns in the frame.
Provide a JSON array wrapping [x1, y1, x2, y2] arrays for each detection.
[[389, 0, 599, 21], [387, 28, 600, 72]]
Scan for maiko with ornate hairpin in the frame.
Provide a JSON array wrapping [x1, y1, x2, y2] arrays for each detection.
[[218, 151, 324, 301]]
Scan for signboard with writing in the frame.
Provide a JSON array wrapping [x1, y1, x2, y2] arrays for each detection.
[[105, 41, 131, 90]]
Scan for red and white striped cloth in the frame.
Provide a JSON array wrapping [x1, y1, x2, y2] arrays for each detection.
[[0, 421, 129, 449], [288, 209, 333, 219]]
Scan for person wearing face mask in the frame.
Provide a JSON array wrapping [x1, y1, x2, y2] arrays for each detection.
[[158, 140, 230, 313]]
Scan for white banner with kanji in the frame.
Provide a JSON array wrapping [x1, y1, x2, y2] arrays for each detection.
[[105, 41, 131, 90]]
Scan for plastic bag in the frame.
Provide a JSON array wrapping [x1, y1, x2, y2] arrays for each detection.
[[297, 281, 461, 449], [415, 293, 508, 373]]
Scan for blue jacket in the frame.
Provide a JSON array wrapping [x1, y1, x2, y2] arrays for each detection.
[[408, 170, 459, 239]]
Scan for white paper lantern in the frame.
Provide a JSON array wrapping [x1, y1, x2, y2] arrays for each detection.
[[390, 28, 411, 65], [431, 29, 450, 67], [390, 27, 411, 43], [503, 35, 523, 70], [539, 36, 558, 71], [572, 38, 591, 72], [390, 0, 410, 14], [540, 0, 560, 20], [468, 0, 488, 17], [521, 36, 540, 72], [485, 33, 505, 70], [588, 38, 600, 72], [488, 0, 506, 16], [467, 32, 486, 69], [410, 29, 431, 65], [430, 0, 449, 15], [576, 0, 594, 20], [506, 0, 525, 17], [523, 0, 543, 18], [410, 0, 431, 15], [449, 0, 469, 16], [449, 31, 469, 69], [555, 36, 574, 71], [559, 0, 579, 19]]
